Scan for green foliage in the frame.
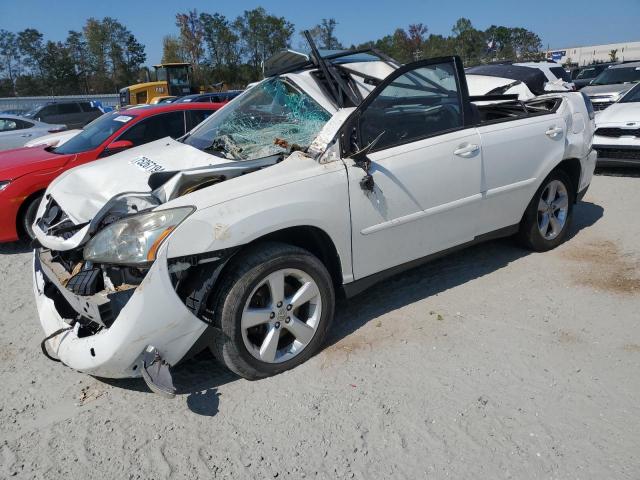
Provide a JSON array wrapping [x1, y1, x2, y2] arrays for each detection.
[[0, 11, 545, 95]]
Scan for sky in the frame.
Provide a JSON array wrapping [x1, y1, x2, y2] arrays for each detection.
[[2, 0, 640, 65]]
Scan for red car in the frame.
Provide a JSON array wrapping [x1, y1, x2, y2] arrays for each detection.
[[0, 102, 223, 242]]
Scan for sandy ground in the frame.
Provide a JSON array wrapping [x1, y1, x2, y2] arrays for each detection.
[[0, 171, 639, 479]]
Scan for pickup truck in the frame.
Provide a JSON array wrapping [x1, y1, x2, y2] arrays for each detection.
[[32, 46, 597, 396]]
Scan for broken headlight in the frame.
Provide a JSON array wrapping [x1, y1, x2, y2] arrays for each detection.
[[83, 207, 194, 265], [0, 180, 10, 192]]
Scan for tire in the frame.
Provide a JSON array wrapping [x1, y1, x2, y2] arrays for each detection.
[[209, 241, 335, 380], [518, 169, 575, 252], [21, 194, 43, 241]]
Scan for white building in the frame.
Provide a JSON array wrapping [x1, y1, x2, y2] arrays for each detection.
[[547, 41, 640, 65]]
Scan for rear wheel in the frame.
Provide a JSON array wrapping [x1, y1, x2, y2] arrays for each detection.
[[518, 170, 574, 251], [210, 242, 335, 380], [20, 194, 43, 241]]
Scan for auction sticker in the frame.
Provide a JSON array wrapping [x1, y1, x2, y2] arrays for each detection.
[[129, 156, 165, 173], [114, 115, 134, 123]]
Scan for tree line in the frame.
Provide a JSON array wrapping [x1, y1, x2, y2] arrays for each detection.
[[0, 8, 545, 97]]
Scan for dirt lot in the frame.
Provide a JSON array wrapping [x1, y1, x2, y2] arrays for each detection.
[[1, 172, 639, 479]]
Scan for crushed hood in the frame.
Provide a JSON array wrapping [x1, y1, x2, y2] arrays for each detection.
[[48, 137, 233, 223]]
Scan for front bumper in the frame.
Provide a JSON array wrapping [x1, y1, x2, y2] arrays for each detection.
[[593, 140, 640, 167], [33, 245, 207, 378]]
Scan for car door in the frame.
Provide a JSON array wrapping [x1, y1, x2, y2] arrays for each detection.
[[343, 57, 482, 279], [474, 99, 566, 235]]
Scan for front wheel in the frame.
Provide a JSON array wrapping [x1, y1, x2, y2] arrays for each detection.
[[518, 170, 575, 251], [21, 194, 43, 241], [210, 242, 335, 380]]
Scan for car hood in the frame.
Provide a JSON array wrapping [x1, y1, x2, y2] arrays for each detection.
[[582, 83, 635, 97], [595, 102, 640, 125], [47, 137, 234, 223], [0, 146, 71, 180]]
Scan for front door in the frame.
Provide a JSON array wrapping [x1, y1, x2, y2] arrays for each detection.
[[344, 57, 483, 279]]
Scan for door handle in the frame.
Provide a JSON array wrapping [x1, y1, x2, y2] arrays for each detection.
[[20, 134, 33, 137], [454, 144, 480, 157], [545, 126, 563, 138]]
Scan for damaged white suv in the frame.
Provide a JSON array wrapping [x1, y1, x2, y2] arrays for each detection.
[[33, 42, 596, 396]]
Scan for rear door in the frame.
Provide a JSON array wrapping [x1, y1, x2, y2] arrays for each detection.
[[475, 98, 566, 234], [344, 57, 483, 279]]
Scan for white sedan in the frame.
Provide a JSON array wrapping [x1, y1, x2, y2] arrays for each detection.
[[0, 114, 66, 151], [593, 83, 640, 167]]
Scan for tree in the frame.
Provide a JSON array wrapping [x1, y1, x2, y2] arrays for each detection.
[[161, 35, 186, 63], [200, 12, 239, 68], [452, 18, 484, 65], [66, 30, 90, 93], [308, 18, 342, 49], [0, 30, 19, 94], [175, 10, 204, 68], [233, 8, 294, 77], [609, 49, 619, 62], [407, 23, 427, 60], [17, 29, 45, 78]]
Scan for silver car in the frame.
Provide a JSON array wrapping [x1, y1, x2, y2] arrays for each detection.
[[0, 115, 66, 151]]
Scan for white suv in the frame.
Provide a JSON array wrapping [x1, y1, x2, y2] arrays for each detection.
[[32, 48, 596, 396]]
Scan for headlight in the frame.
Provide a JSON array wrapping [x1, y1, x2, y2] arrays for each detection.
[[0, 181, 10, 192], [84, 207, 194, 265]]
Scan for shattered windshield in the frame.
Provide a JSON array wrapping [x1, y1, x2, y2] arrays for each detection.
[[183, 78, 331, 160]]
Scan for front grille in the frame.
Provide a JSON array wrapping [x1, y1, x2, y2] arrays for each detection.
[[594, 146, 640, 160], [592, 101, 613, 111], [596, 127, 640, 138]]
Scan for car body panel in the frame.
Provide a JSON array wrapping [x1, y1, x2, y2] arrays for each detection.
[[593, 101, 640, 165]]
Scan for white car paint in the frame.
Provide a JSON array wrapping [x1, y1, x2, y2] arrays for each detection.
[[24, 129, 81, 148], [466, 74, 536, 100], [33, 56, 596, 380], [0, 115, 66, 151], [592, 88, 640, 165]]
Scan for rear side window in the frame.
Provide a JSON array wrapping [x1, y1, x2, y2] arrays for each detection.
[[550, 67, 571, 82], [119, 112, 186, 146], [15, 119, 33, 129], [187, 109, 215, 130], [359, 62, 463, 152], [58, 103, 82, 114], [0, 118, 18, 131]]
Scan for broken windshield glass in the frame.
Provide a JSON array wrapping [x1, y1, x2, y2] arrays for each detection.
[[183, 78, 331, 160]]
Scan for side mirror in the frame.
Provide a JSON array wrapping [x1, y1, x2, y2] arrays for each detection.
[[100, 140, 134, 158], [106, 140, 134, 151]]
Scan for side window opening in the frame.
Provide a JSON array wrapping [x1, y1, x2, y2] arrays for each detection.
[[119, 112, 186, 146], [359, 62, 463, 152], [58, 103, 82, 114], [0, 118, 18, 132]]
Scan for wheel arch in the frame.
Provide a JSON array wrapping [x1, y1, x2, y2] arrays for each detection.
[[554, 158, 581, 202], [16, 188, 46, 239]]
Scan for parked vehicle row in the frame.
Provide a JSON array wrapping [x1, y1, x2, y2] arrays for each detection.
[[27, 42, 596, 396]]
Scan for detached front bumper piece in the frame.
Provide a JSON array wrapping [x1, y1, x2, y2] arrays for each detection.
[[33, 246, 207, 379]]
